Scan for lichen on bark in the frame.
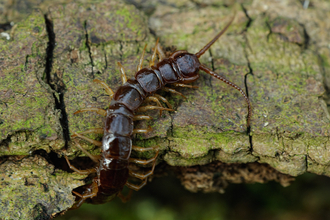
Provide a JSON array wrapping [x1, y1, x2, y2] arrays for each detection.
[[0, 0, 330, 219]]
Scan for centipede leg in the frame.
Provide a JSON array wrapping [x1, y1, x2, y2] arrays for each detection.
[[74, 108, 107, 117], [117, 62, 128, 85], [156, 42, 166, 61], [145, 96, 168, 116], [129, 154, 158, 166], [117, 190, 133, 203], [129, 150, 159, 179], [173, 83, 199, 89], [70, 138, 101, 163], [137, 105, 174, 113], [149, 39, 159, 67], [64, 155, 97, 175], [127, 145, 159, 191], [145, 96, 163, 107], [132, 145, 158, 152], [125, 179, 147, 191], [126, 149, 159, 191], [146, 95, 174, 115], [163, 87, 187, 99], [133, 115, 153, 121], [93, 79, 114, 100], [73, 183, 98, 199], [71, 180, 99, 209], [133, 126, 152, 134], [70, 197, 86, 210], [137, 44, 148, 71], [153, 94, 172, 109], [71, 132, 102, 147], [72, 128, 103, 136]]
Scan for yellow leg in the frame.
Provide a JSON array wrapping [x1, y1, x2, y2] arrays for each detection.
[[72, 128, 103, 136], [129, 153, 158, 166], [136, 105, 174, 112], [117, 190, 133, 203], [133, 115, 153, 121], [117, 62, 127, 84], [71, 129, 103, 162], [145, 95, 169, 116], [133, 126, 152, 134], [137, 44, 148, 71], [145, 96, 163, 107], [132, 145, 158, 152], [73, 179, 98, 200], [173, 83, 199, 89], [163, 87, 187, 99], [154, 94, 173, 109], [64, 155, 97, 175], [129, 150, 159, 179], [126, 148, 159, 191], [156, 42, 166, 61], [93, 79, 114, 100], [71, 132, 102, 147], [125, 179, 147, 191], [70, 181, 98, 210], [73, 108, 107, 117], [70, 138, 101, 163], [149, 39, 159, 67]]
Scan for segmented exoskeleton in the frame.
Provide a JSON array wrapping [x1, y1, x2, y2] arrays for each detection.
[[65, 15, 252, 209]]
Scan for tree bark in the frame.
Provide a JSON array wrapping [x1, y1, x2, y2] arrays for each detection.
[[0, 0, 329, 219]]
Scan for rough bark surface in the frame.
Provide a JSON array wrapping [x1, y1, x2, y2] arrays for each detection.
[[0, 0, 329, 219]]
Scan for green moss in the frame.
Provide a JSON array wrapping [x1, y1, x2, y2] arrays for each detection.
[[115, 5, 145, 39], [37, 125, 57, 138], [319, 54, 330, 68], [12, 117, 35, 130], [170, 124, 250, 159]]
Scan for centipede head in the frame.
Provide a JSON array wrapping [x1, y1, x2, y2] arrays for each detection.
[[169, 15, 235, 83], [170, 51, 201, 82]]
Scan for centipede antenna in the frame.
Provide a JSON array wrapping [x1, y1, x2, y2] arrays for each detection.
[[199, 64, 252, 129], [195, 14, 235, 58]]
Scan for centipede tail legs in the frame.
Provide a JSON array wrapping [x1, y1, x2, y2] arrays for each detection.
[[117, 190, 133, 203]]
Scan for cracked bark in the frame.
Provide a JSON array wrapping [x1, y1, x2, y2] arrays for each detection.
[[83, 20, 94, 78], [0, 0, 330, 219]]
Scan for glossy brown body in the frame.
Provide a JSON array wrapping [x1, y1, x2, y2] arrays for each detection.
[[69, 15, 252, 208], [92, 52, 200, 198]]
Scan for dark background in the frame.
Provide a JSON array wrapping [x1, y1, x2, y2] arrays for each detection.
[[57, 173, 330, 220]]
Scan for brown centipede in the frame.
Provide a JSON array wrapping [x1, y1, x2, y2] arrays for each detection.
[[65, 15, 252, 209]]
